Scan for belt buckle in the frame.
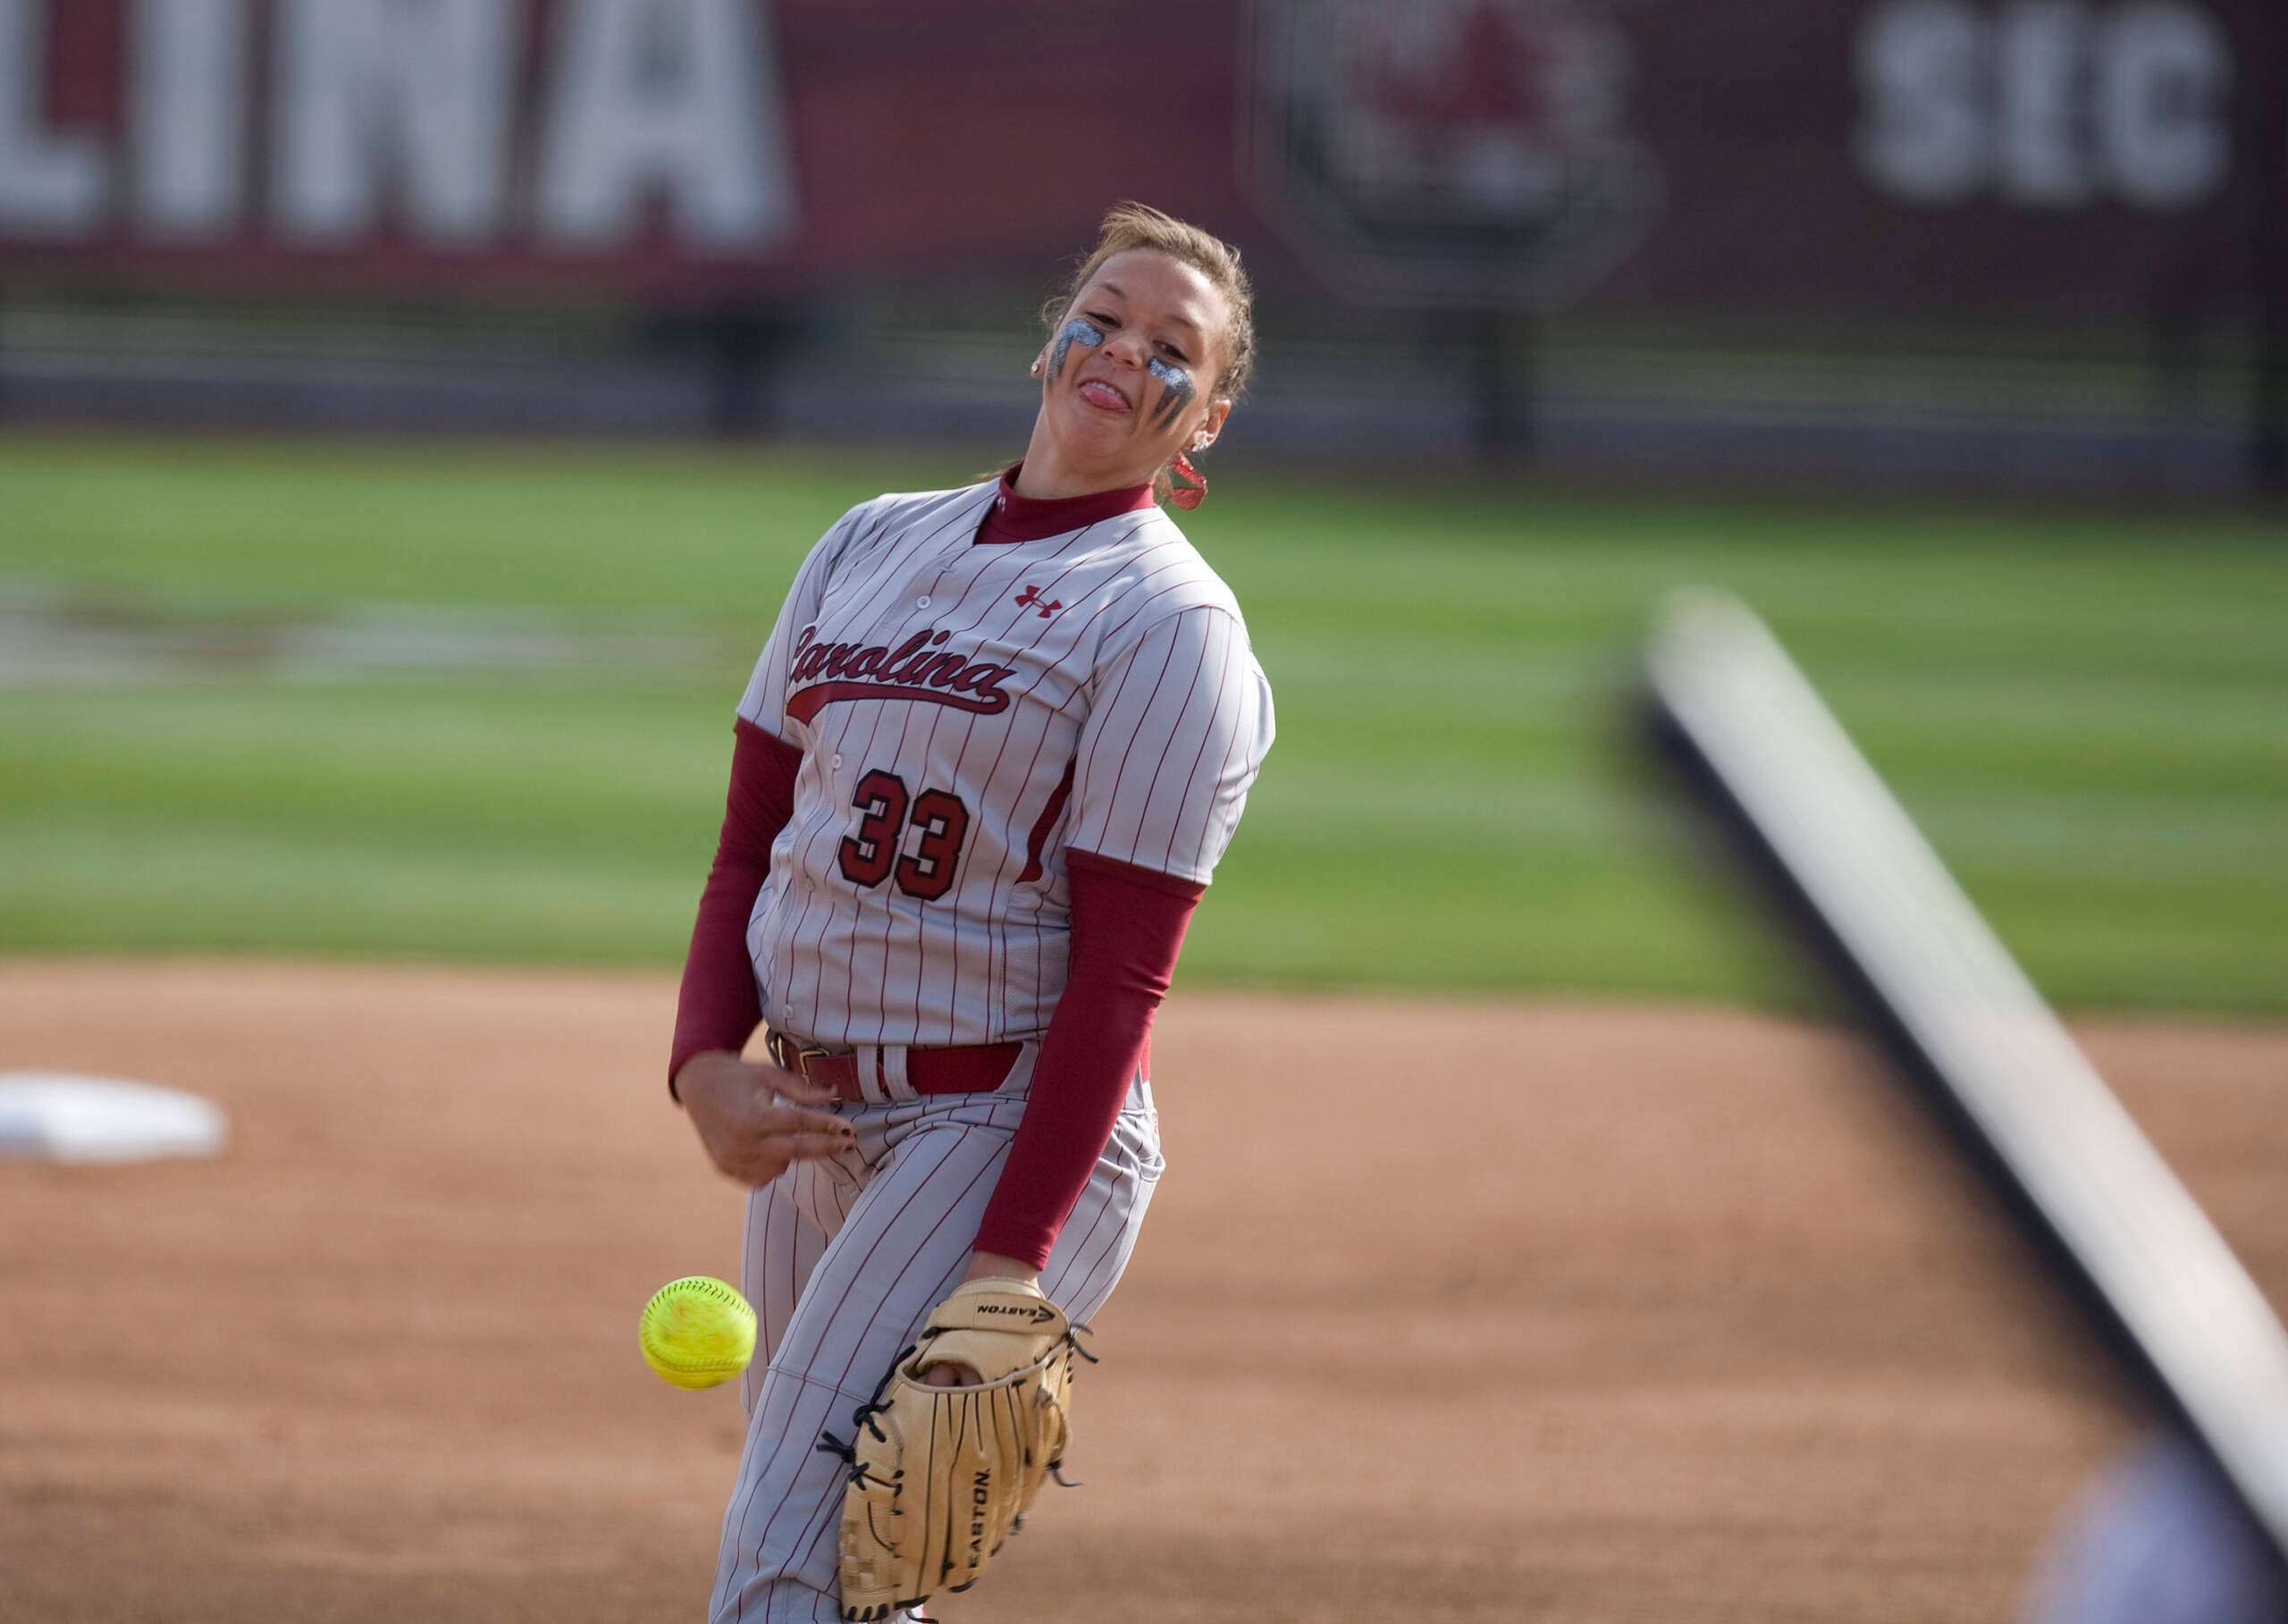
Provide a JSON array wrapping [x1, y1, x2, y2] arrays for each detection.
[[774, 1033, 839, 1081]]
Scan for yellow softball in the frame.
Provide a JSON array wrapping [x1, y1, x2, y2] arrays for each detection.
[[638, 1275, 757, 1391]]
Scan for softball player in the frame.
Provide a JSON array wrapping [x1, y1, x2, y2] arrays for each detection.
[[669, 203, 1273, 1624]]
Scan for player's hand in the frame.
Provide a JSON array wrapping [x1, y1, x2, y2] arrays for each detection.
[[921, 1250, 1045, 1385], [675, 1050, 854, 1187]]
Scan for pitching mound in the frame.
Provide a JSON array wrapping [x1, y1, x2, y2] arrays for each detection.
[[1, 962, 2283, 1624]]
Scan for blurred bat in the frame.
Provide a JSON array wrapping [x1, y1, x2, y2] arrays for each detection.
[[1636, 589, 2288, 1587]]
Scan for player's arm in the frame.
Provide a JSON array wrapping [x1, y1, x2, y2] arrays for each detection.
[[956, 859, 1203, 1261], [669, 495, 870, 1099], [963, 605, 1274, 1280], [669, 718, 800, 1095], [670, 719, 854, 1182], [913, 852, 1197, 1395], [668, 504, 877, 1177], [962, 852, 1204, 1283]]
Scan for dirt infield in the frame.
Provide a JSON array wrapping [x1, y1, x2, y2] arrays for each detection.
[[2, 963, 2284, 1623]]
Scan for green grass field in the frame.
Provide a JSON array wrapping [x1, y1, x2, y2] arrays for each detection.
[[3, 434, 2282, 1014]]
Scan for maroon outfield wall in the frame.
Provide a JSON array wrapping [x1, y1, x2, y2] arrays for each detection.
[[0, 0, 2277, 322]]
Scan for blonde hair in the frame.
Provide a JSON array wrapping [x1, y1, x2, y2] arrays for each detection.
[[1042, 202, 1257, 403]]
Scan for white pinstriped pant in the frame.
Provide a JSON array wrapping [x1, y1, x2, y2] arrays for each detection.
[[709, 1048, 1164, 1624]]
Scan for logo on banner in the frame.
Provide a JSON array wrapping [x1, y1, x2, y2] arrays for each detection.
[[1245, 0, 1661, 307]]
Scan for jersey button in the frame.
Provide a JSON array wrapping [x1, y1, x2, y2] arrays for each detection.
[[916, 595, 930, 608], [832, 753, 844, 769]]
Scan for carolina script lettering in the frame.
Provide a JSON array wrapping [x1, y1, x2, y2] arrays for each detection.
[[785, 626, 1019, 723]]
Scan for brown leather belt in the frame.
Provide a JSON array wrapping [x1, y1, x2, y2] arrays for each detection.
[[764, 1031, 1022, 1103]]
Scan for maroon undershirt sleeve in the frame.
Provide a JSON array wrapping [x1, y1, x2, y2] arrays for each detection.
[[669, 718, 803, 1096], [972, 848, 1204, 1270]]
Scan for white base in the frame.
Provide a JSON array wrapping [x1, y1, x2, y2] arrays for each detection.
[[0, 1073, 230, 1164]]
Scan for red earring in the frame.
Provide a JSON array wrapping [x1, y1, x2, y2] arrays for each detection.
[[1168, 451, 1207, 510]]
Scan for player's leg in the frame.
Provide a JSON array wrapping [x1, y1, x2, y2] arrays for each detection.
[[737, 1150, 857, 1415], [709, 1075, 1160, 1624], [711, 1096, 1025, 1624]]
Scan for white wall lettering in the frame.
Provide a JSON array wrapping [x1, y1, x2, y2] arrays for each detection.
[[1855, 0, 2234, 212], [131, 0, 248, 237], [1995, 1, 2097, 206], [0, 0, 803, 255], [2098, 2, 2232, 208], [1855, 0, 1987, 204], [536, 0, 795, 248], [274, 0, 516, 244], [0, 0, 106, 237]]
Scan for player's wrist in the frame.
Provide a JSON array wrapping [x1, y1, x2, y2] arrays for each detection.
[[671, 1048, 737, 1107], [962, 1249, 1043, 1286]]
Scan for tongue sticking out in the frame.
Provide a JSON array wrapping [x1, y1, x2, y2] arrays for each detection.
[[1078, 380, 1130, 412]]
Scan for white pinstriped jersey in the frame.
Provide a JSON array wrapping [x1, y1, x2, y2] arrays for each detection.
[[736, 480, 1274, 1048]]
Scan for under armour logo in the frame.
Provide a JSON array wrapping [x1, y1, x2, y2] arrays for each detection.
[[1014, 585, 1062, 618]]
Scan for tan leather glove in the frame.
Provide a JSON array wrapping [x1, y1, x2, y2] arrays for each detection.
[[821, 1279, 1091, 1622]]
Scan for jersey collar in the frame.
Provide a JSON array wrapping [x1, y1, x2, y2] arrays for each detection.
[[974, 464, 1157, 545]]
